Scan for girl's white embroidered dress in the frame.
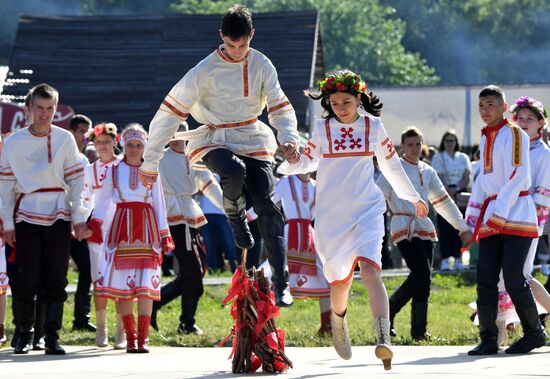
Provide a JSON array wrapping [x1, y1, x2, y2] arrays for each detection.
[[278, 115, 420, 284], [90, 160, 174, 300], [273, 175, 329, 298], [83, 155, 123, 283]]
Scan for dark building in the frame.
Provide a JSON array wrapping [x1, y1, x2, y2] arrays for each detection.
[[2, 11, 324, 131]]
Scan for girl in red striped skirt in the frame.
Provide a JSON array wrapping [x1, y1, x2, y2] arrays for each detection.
[[86, 123, 174, 353]]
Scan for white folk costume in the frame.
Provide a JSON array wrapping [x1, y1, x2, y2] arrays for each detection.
[[83, 155, 123, 283], [0, 125, 88, 230], [89, 159, 174, 301], [278, 116, 421, 284], [377, 157, 470, 243], [140, 47, 298, 174], [494, 134, 550, 326], [273, 175, 329, 299], [159, 147, 223, 228], [0, 199, 8, 296], [466, 119, 538, 242]]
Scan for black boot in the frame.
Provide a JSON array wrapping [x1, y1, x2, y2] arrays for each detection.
[[151, 280, 181, 331], [33, 300, 46, 350], [14, 301, 35, 354], [411, 302, 429, 340], [73, 293, 96, 332], [178, 296, 203, 335], [505, 305, 547, 354], [223, 196, 254, 249], [388, 286, 411, 337], [468, 305, 498, 356], [44, 302, 66, 355], [257, 210, 293, 307]]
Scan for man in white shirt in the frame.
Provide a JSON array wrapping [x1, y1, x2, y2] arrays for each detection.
[[0, 84, 89, 355]]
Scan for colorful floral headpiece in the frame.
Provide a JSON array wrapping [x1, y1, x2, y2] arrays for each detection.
[[509, 96, 548, 123], [121, 130, 147, 147], [86, 123, 119, 143], [317, 72, 367, 95]]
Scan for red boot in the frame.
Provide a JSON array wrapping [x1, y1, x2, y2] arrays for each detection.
[[122, 314, 138, 353], [137, 315, 150, 353], [318, 310, 332, 336]]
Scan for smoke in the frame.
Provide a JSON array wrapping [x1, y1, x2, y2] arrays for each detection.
[[0, 0, 83, 64]]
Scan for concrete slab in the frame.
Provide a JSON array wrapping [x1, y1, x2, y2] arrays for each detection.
[[1, 345, 548, 378]]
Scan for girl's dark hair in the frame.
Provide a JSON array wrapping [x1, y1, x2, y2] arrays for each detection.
[[304, 70, 383, 118], [220, 4, 253, 40], [438, 130, 460, 152]]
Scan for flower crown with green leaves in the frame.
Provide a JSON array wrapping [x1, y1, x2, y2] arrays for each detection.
[[509, 96, 548, 122], [317, 72, 367, 95]]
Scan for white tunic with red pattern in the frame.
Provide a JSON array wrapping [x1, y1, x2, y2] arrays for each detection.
[[158, 147, 223, 227], [84, 155, 123, 283], [0, 199, 8, 295], [90, 160, 173, 301], [273, 175, 329, 298], [141, 47, 298, 176], [278, 115, 420, 284]]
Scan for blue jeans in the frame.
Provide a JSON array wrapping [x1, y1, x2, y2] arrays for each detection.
[[200, 214, 237, 272]]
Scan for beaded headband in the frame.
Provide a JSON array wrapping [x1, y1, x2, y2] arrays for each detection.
[[121, 130, 147, 146]]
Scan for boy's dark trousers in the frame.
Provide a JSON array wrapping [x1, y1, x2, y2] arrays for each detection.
[[69, 238, 95, 331], [389, 238, 433, 339], [202, 149, 290, 304], [14, 220, 71, 354], [476, 234, 544, 347], [152, 224, 204, 333]]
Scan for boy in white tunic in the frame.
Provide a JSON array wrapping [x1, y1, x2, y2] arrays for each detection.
[[377, 126, 472, 340], [83, 122, 125, 349], [279, 70, 428, 370], [0, 84, 89, 355], [138, 4, 299, 307], [466, 85, 546, 355], [151, 124, 224, 335]]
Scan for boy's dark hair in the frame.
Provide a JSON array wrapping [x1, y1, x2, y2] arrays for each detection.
[[29, 83, 59, 105], [220, 4, 253, 40], [70, 114, 92, 131], [401, 126, 423, 144], [438, 130, 460, 152], [479, 84, 506, 104]]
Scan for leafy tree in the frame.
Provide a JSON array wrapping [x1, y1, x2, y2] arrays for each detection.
[[383, 0, 550, 84], [170, 0, 439, 86]]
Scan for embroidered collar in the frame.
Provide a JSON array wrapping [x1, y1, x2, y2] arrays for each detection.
[[123, 156, 142, 167], [215, 46, 250, 64], [402, 155, 419, 166], [481, 118, 508, 137]]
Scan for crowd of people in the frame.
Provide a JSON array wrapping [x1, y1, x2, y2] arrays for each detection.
[[1, 3, 550, 372]]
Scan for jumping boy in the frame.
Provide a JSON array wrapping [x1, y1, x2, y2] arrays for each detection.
[[138, 4, 299, 307]]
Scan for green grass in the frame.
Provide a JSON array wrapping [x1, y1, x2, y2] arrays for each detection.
[[3, 270, 546, 347]]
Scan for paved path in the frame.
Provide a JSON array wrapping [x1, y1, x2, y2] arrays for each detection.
[[1, 345, 549, 378]]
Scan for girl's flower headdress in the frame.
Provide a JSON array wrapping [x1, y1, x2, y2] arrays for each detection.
[[509, 96, 548, 124], [86, 123, 120, 143], [317, 72, 367, 95]]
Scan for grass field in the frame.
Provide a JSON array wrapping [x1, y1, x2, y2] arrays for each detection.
[[5, 269, 543, 348]]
